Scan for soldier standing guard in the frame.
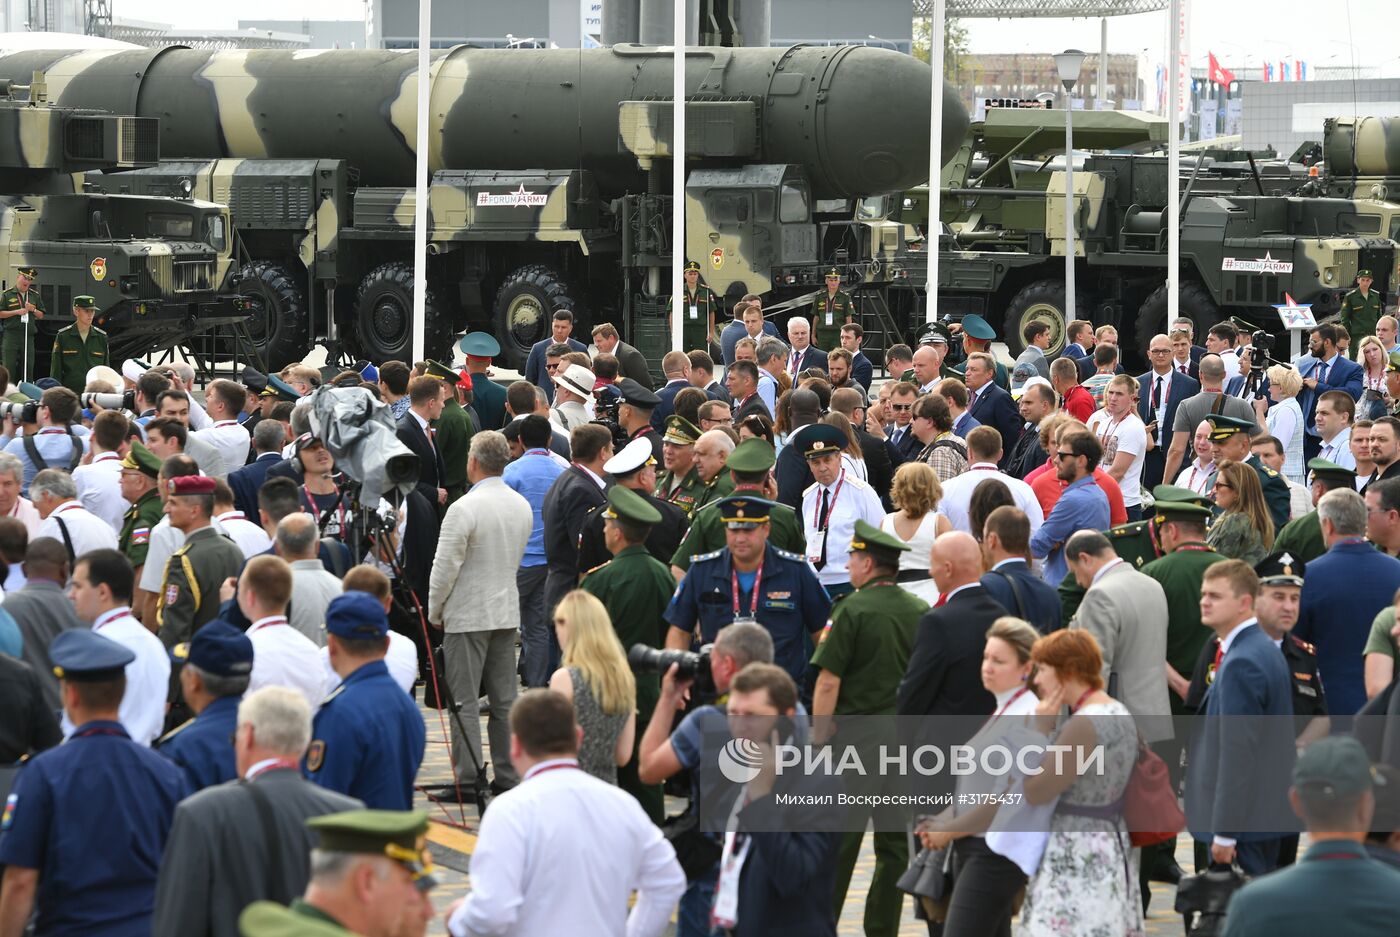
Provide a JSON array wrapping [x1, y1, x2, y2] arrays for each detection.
[[811, 268, 856, 348], [669, 260, 720, 352], [1340, 269, 1383, 345], [0, 266, 44, 382], [424, 359, 475, 505], [50, 295, 107, 393]]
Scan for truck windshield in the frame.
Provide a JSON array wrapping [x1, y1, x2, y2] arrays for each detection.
[[856, 196, 890, 221], [148, 213, 194, 239], [780, 182, 810, 223]]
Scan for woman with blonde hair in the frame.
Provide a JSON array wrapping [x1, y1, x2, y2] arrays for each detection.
[[880, 461, 951, 603], [1207, 459, 1274, 565], [548, 590, 636, 784], [822, 410, 867, 481], [1356, 334, 1390, 422], [1261, 363, 1305, 482]]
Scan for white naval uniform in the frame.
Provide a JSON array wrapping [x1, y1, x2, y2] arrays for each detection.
[[801, 469, 885, 587]]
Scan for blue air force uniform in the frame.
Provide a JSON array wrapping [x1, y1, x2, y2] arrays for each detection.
[[0, 630, 187, 937], [665, 534, 831, 688], [305, 592, 426, 809], [156, 620, 253, 792]]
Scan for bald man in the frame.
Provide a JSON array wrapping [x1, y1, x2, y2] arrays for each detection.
[[897, 531, 1005, 717]]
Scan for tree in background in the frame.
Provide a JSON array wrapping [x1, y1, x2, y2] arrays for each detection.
[[912, 0, 969, 81]]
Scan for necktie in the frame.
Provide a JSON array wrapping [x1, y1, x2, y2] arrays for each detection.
[[791, 350, 802, 374], [892, 427, 904, 445], [1150, 376, 1163, 411], [933, 593, 949, 608], [428, 426, 437, 452], [815, 487, 830, 571], [1319, 361, 1329, 385], [1211, 641, 1224, 683], [1179, 363, 1188, 375]]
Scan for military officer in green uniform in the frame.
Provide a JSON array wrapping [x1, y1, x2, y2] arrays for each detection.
[[811, 268, 856, 348], [689, 430, 736, 515], [669, 260, 720, 352], [812, 518, 926, 937], [1203, 413, 1291, 532], [49, 295, 107, 393], [1339, 268, 1384, 344], [1273, 458, 1357, 563], [949, 313, 1010, 390], [0, 266, 44, 382], [425, 359, 476, 505], [238, 809, 436, 937], [155, 475, 247, 651], [580, 485, 676, 823], [669, 437, 805, 575], [653, 415, 706, 515], [118, 441, 164, 586]]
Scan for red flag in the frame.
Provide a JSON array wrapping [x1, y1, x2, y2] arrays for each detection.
[[1208, 52, 1236, 86]]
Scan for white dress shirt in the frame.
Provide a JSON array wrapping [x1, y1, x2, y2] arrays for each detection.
[[246, 614, 327, 710], [213, 510, 273, 559], [321, 633, 417, 695], [38, 500, 118, 557], [72, 451, 127, 532], [937, 463, 1045, 537], [63, 606, 170, 746], [192, 420, 251, 477], [448, 758, 685, 937], [1316, 426, 1356, 473], [801, 470, 886, 586]]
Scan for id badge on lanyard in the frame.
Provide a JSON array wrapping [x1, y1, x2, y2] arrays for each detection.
[[689, 304, 699, 320], [711, 794, 752, 930]]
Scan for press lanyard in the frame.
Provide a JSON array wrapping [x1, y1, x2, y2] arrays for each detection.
[[731, 557, 765, 618], [811, 472, 846, 532], [995, 687, 1030, 717], [303, 484, 345, 534], [1070, 688, 1095, 713], [246, 757, 299, 779]]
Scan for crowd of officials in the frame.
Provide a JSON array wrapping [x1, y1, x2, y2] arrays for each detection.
[[4, 271, 1400, 937]]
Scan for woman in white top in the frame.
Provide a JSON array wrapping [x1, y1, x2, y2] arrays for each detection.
[[880, 461, 950, 604], [1259, 363, 1306, 484], [917, 618, 1041, 937]]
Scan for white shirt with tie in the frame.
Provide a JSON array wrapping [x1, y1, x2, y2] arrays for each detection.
[[802, 470, 885, 587], [246, 614, 327, 711], [62, 606, 169, 746], [448, 757, 685, 937], [1173, 357, 1193, 376], [1144, 370, 1175, 448]]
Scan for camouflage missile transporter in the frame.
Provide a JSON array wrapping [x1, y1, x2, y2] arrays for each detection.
[[927, 107, 1400, 361], [0, 74, 243, 372], [32, 43, 969, 370]]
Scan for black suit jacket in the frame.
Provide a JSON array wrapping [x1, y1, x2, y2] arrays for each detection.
[[897, 586, 1006, 717], [734, 393, 771, 424], [1137, 368, 1201, 489], [704, 381, 728, 401], [652, 379, 690, 430], [615, 341, 655, 389], [851, 352, 873, 393], [390, 488, 439, 606], [886, 424, 922, 462], [775, 444, 814, 511], [789, 345, 828, 376], [541, 465, 608, 574], [395, 413, 446, 506], [227, 452, 282, 519], [855, 428, 893, 503], [967, 383, 1022, 468], [1007, 423, 1046, 480]]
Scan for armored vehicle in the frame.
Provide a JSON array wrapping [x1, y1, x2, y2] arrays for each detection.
[[0, 75, 242, 375], [2, 44, 969, 369]]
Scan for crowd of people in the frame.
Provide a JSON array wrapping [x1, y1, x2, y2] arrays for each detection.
[[4, 292, 1400, 937]]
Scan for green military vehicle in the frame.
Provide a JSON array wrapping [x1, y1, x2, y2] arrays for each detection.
[[923, 107, 1400, 360], [0, 75, 243, 375], [14, 44, 968, 369]]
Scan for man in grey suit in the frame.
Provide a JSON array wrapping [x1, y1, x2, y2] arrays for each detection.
[[1065, 529, 1174, 743], [151, 686, 362, 937]]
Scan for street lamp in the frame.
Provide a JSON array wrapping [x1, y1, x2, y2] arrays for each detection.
[[1055, 48, 1086, 325]]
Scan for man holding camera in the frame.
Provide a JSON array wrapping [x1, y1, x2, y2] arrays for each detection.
[[49, 295, 107, 394], [2, 386, 85, 495]]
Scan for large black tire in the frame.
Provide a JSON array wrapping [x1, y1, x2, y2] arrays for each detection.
[[493, 264, 585, 371], [1135, 281, 1222, 362], [238, 260, 309, 369], [1002, 280, 1091, 357], [353, 261, 452, 363]]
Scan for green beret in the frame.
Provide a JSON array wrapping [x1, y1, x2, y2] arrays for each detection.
[[849, 518, 911, 557], [72, 295, 96, 310], [663, 415, 700, 447], [727, 438, 776, 474], [1205, 414, 1253, 440], [604, 484, 662, 527], [121, 440, 161, 479]]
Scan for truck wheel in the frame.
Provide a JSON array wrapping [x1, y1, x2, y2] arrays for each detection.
[[493, 264, 584, 371], [1136, 282, 1222, 360], [1002, 280, 1088, 357], [238, 261, 309, 369], [353, 261, 452, 363]]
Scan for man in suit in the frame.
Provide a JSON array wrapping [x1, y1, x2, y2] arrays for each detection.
[[840, 323, 874, 391], [686, 350, 728, 400], [978, 506, 1061, 633], [1171, 316, 1207, 366], [650, 351, 691, 430], [1062, 318, 1094, 361], [541, 424, 612, 665], [227, 419, 285, 519], [1064, 529, 1173, 742], [394, 375, 447, 510], [964, 352, 1022, 470], [1301, 323, 1365, 459], [1007, 380, 1055, 480], [727, 359, 770, 424], [151, 686, 363, 937], [591, 322, 654, 389], [1296, 487, 1400, 716], [1139, 333, 1201, 489], [877, 381, 922, 462], [1169, 326, 1200, 380], [830, 387, 892, 504], [785, 316, 827, 377], [1187, 559, 1297, 876], [525, 308, 587, 402]]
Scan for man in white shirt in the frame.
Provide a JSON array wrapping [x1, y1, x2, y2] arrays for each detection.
[[33, 467, 118, 560], [237, 553, 326, 711], [0, 452, 40, 535], [795, 423, 884, 594], [938, 426, 1045, 535], [1088, 374, 1150, 519], [1206, 323, 1242, 382], [150, 389, 222, 477], [72, 410, 128, 532], [67, 547, 168, 745], [164, 362, 213, 430], [320, 565, 417, 694], [211, 478, 271, 559], [911, 344, 943, 394], [1174, 420, 1217, 496], [278, 512, 341, 647], [447, 689, 684, 937], [191, 379, 251, 476], [549, 363, 595, 433]]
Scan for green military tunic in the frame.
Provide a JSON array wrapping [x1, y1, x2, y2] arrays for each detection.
[[49, 324, 108, 393], [119, 489, 164, 571], [811, 289, 856, 346], [689, 471, 735, 515], [240, 899, 354, 937], [1272, 510, 1326, 564], [1140, 542, 1221, 715], [669, 284, 720, 351], [670, 487, 806, 571], [1340, 286, 1383, 342], [0, 285, 43, 382], [155, 525, 246, 650], [435, 397, 476, 504], [581, 542, 676, 823], [655, 465, 707, 517]]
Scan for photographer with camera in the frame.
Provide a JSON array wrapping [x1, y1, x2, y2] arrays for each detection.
[[636, 620, 785, 937], [2, 387, 86, 495]]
